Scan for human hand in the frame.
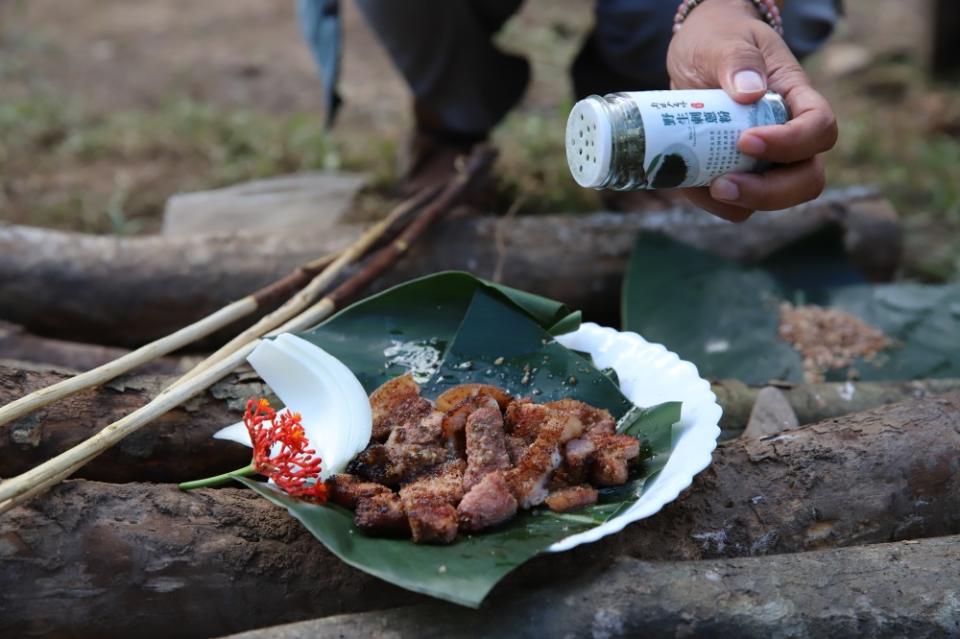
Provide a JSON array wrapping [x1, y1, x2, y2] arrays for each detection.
[[666, 0, 838, 221]]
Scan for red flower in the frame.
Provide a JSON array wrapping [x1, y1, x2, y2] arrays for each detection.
[[243, 398, 328, 503]]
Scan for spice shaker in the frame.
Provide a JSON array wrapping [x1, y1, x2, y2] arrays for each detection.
[[566, 89, 789, 190]]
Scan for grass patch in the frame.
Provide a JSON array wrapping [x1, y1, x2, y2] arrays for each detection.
[[0, 91, 405, 233]]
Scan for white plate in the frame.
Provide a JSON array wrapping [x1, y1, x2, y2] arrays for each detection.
[[549, 322, 722, 552]]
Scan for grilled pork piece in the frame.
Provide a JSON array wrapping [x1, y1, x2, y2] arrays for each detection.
[[397, 462, 465, 544], [435, 384, 512, 413], [405, 500, 458, 544], [591, 434, 641, 486], [462, 403, 511, 491], [505, 401, 586, 442], [504, 401, 552, 442], [399, 460, 466, 505], [545, 484, 599, 513], [441, 395, 498, 459], [355, 492, 410, 536], [325, 473, 391, 509], [546, 399, 616, 435], [387, 410, 444, 448], [346, 443, 402, 486], [505, 435, 528, 466], [386, 410, 446, 482], [386, 445, 447, 485], [458, 471, 518, 532], [504, 423, 563, 508], [559, 435, 597, 485], [369, 374, 434, 442], [504, 409, 586, 508]]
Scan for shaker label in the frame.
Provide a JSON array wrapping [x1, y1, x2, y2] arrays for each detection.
[[626, 90, 780, 189]]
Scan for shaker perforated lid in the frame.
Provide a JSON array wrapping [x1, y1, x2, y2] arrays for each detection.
[[566, 97, 613, 189]]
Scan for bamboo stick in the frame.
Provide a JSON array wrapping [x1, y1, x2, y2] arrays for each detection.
[[178, 184, 440, 382], [0, 251, 336, 431], [0, 147, 495, 514], [0, 299, 255, 430], [0, 343, 256, 512], [0, 184, 435, 430]]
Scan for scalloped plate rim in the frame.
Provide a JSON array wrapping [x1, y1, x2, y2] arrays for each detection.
[[548, 322, 722, 552]]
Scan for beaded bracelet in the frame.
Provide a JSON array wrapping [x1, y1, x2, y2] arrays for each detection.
[[673, 0, 784, 36]]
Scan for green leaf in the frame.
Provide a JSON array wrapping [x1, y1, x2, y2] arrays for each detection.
[[238, 477, 596, 608], [241, 272, 677, 608], [819, 283, 960, 380], [296, 271, 580, 393], [622, 234, 803, 384], [622, 234, 960, 383]]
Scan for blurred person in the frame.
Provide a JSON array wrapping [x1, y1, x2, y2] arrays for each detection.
[[300, 0, 840, 221]]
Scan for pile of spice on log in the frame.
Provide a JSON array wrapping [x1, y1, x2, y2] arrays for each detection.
[[326, 375, 646, 543]]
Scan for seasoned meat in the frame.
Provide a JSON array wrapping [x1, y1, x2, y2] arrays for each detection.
[[386, 410, 446, 482], [369, 374, 434, 442], [546, 399, 616, 435], [406, 500, 458, 544], [399, 460, 466, 506], [346, 443, 401, 487], [462, 404, 511, 491], [387, 445, 447, 484], [591, 434, 641, 486], [545, 484, 599, 513], [387, 410, 444, 449], [458, 471, 518, 532], [506, 401, 585, 443], [504, 421, 564, 508], [505, 435, 528, 466], [441, 396, 498, 460], [325, 473, 390, 509], [560, 435, 597, 485], [504, 401, 552, 442], [435, 384, 513, 413], [355, 492, 410, 536], [354, 374, 647, 543], [398, 462, 464, 544]]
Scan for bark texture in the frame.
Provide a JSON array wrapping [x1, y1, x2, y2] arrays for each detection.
[[0, 189, 891, 346], [223, 536, 960, 639], [2, 395, 959, 638], [0, 321, 191, 374], [0, 225, 359, 348], [0, 365, 254, 482], [4, 363, 959, 485], [712, 377, 960, 437]]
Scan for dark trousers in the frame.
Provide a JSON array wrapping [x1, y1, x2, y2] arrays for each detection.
[[357, 0, 839, 137]]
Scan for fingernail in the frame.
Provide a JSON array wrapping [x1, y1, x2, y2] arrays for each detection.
[[711, 177, 740, 202], [740, 134, 766, 156], [734, 70, 766, 93]]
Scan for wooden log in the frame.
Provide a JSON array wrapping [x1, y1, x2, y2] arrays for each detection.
[[223, 535, 960, 639], [0, 365, 254, 483], [0, 321, 191, 374], [712, 377, 960, 437], [2, 394, 958, 638], [0, 189, 891, 346], [0, 225, 361, 348], [3, 363, 959, 483]]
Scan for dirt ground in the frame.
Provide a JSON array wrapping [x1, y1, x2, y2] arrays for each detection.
[[0, 0, 958, 277], [0, 0, 586, 127]]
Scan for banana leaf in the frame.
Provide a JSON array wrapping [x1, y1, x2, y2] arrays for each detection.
[[623, 234, 960, 384], [240, 272, 679, 607]]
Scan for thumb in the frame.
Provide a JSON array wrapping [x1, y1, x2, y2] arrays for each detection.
[[716, 42, 769, 104]]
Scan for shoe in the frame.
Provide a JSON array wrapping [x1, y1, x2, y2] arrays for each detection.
[[398, 126, 487, 198], [397, 105, 498, 208]]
